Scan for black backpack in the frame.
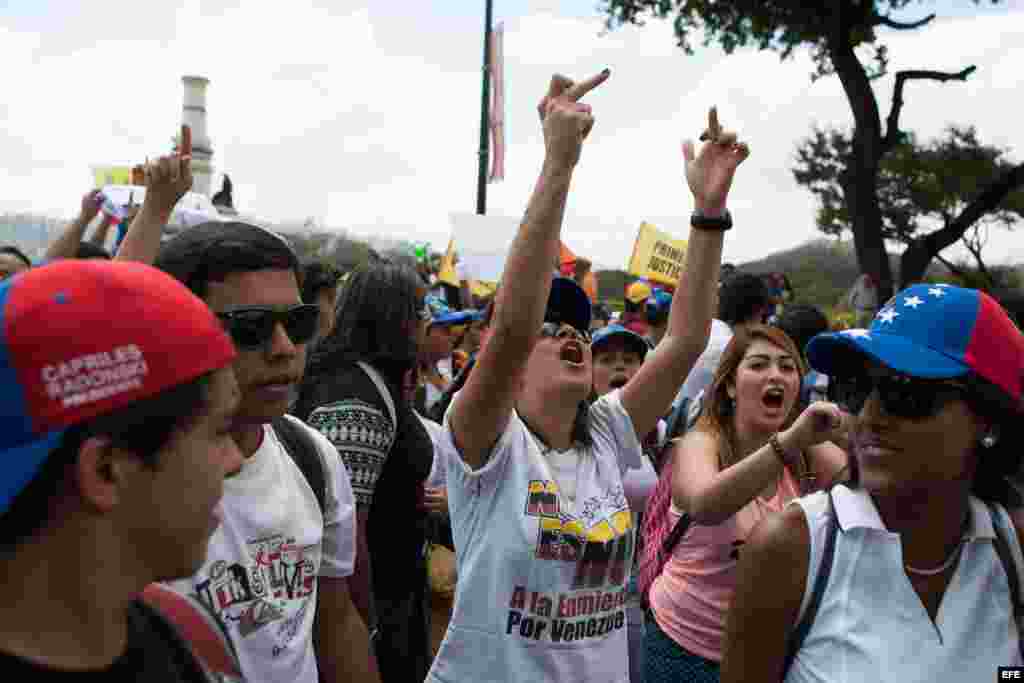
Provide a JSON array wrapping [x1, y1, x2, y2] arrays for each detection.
[[271, 415, 327, 515]]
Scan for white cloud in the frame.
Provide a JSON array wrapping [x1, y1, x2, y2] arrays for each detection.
[[1, 2, 1022, 270]]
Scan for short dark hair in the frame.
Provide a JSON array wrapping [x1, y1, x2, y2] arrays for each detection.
[[155, 222, 301, 299], [0, 374, 210, 555], [774, 304, 830, 359], [301, 262, 342, 304], [0, 246, 32, 269], [75, 242, 111, 260], [718, 273, 771, 327]]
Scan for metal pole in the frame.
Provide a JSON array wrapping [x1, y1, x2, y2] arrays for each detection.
[[476, 0, 494, 215]]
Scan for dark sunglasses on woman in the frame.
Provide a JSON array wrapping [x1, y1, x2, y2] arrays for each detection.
[[830, 372, 968, 420], [216, 304, 320, 351]]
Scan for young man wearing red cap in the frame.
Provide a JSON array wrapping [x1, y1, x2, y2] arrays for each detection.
[[155, 222, 372, 683], [0, 260, 244, 680]]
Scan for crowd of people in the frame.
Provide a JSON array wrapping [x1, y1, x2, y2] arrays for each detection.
[[2, 69, 1024, 683]]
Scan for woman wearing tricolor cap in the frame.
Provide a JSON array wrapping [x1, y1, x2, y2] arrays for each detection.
[[428, 68, 750, 682], [721, 284, 1024, 682]]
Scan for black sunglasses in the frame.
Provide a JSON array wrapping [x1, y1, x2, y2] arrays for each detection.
[[216, 304, 320, 350], [830, 372, 968, 420]]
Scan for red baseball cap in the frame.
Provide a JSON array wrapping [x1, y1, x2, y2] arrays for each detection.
[[0, 260, 237, 514]]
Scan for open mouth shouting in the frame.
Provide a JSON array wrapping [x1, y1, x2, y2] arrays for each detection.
[[761, 385, 786, 411], [609, 374, 629, 389], [560, 340, 586, 368]]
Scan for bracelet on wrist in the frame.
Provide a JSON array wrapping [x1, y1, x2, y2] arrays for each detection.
[[691, 209, 732, 231], [769, 433, 798, 470]]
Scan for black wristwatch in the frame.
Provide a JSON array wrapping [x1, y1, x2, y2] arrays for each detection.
[[690, 209, 733, 231]]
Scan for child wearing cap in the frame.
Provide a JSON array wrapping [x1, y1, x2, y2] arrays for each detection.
[[591, 324, 660, 683], [0, 260, 243, 681], [722, 284, 1024, 682]]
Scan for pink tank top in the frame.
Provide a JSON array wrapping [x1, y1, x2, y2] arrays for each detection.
[[647, 465, 801, 662]]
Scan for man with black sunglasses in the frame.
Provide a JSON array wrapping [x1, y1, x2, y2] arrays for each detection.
[[154, 222, 375, 683]]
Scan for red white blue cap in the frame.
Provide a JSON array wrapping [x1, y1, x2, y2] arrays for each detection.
[[807, 284, 1024, 405], [0, 260, 236, 514]]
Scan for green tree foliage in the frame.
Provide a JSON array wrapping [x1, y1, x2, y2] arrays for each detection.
[[795, 125, 1024, 286], [595, 269, 633, 301], [602, 0, 1005, 301]]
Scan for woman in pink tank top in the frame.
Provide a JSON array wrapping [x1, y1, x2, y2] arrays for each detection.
[[645, 325, 848, 682]]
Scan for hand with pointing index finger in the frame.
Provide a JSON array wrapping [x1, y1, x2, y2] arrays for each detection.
[[537, 69, 610, 171], [683, 107, 750, 214]]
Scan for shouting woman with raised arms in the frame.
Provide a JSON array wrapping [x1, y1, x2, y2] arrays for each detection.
[[426, 71, 750, 683]]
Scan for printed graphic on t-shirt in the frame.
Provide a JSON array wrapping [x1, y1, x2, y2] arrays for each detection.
[[506, 479, 634, 645], [192, 533, 317, 655]]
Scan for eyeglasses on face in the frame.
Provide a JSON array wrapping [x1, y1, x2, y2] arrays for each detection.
[[216, 304, 320, 351], [830, 371, 968, 420]]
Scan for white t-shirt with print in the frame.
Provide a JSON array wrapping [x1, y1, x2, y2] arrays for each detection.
[[427, 390, 643, 683], [168, 415, 356, 683]]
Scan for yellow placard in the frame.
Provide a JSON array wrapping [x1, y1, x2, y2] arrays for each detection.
[[627, 222, 687, 287], [437, 238, 459, 286], [470, 280, 497, 298], [92, 165, 132, 187]]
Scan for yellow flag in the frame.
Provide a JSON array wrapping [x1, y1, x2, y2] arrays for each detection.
[[437, 238, 459, 286], [626, 222, 688, 287]]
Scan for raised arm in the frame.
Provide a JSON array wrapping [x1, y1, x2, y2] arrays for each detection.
[[673, 402, 848, 525], [620, 109, 750, 439], [88, 213, 117, 248], [449, 70, 609, 469], [116, 125, 192, 265], [44, 189, 103, 260]]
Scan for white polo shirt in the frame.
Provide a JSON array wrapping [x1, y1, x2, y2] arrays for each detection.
[[788, 485, 1023, 682]]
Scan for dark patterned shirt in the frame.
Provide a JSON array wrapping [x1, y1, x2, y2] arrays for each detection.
[[308, 398, 393, 505]]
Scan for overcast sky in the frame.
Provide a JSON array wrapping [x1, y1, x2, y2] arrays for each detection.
[[2, 0, 1022, 269]]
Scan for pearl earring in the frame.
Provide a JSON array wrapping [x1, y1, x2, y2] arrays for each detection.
[[981, 432, 997, 449]]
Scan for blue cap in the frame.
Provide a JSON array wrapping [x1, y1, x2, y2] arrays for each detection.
[[646, 289, 672, 314], [591, 324, 650, 358], [546, 277, 591, 333], [806, 283, 1024, 403]]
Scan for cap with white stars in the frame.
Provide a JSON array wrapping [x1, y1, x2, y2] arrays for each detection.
[[807, 283, 1024, 404]]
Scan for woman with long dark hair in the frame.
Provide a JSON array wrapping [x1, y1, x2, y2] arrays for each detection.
[[294, 261, 433, 682], [427, 70, 751, 682], [721, 284, 1024, 682]]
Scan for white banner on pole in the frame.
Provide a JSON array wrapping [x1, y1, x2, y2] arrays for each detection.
[[448, 212, 521, 283]]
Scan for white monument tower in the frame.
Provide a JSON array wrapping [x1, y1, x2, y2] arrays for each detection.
[[181, 75, 214, 197]]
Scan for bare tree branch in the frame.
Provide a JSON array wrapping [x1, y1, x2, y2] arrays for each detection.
[[935, 253, 968, 279], [872, 12, 936, 30], [882, 66, 977, 152]]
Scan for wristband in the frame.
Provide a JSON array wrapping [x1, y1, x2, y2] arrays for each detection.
[[691, 209, 733, 231]]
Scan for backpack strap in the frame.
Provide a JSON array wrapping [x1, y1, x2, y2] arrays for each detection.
[[660, 512, 692, 562], [135, 588, 242, 682], [988, 503, 1024, 663], [782, 490, 838, 679], [356, 361, 397, 441], [272, 415, 327, 516], [640, 510, 692, 611]]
